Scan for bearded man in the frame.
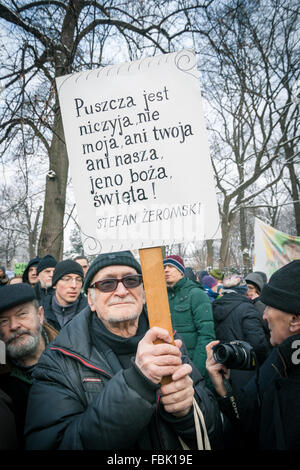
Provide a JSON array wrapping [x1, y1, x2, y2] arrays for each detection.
[[0, 283, 57, 448]]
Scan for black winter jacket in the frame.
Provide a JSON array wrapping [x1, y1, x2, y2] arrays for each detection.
[[213, 292, 270, 365], [42, 292, 88, 331], [218, 333, 300, 450], [0, 322, 58, 448], [0, 387, 18, 449], [25, 307, 223, 450], [33, 282, 54, 304]]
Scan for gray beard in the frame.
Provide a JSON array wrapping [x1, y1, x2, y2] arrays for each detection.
[[6, 325, 43, 361]]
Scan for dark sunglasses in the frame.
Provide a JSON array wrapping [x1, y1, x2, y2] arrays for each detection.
[[90, 274, 143, 293]]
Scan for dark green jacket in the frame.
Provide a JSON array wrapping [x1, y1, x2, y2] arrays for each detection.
[[167, 277, 216, 381]]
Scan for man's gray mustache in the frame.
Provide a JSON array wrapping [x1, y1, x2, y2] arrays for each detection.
[[7, 329, 32, 344], [107, 297, 136, 306]]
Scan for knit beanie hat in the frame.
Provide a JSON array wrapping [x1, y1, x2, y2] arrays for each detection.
[[222, 274, 248, 295], [209, 269, 223, 281], [202, 275, 218, 289], [163, 255, 185, 275], [52, 260, 84, 287], [36, 255, 57, 275], [0, 283, 36, 314], [259, 260, 300, 315], [83, 250, 142, 293]]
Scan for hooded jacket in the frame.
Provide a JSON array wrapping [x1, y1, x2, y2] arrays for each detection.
[[245, 272, 264, 292], [166, 277, 215, 383], [0, 266, 9, 288], [22, 257, 41, 284], [24, 306, 223, 450]]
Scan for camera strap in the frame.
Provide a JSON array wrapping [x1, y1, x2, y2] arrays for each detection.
[[221, 374, 240, 420]]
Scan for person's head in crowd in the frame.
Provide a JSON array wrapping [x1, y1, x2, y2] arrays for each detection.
[[222, 274, 248, 296], [8, 276, 23, 285], [52, 260, 84, 306], [196, 270, 208, 283], [209, 269, 223, 284], [84, 251, 144, 334], [0, 266, 9, 287], [261, 260, 300, 346], [22, 256, 41, 286], [202, 275, 218, 293], [245, 272, 265, 300], [36, 255, 57, 289], [163, 255, 185, 287], [184, 267, 196, 281], [254, 271, 268, 284], [73, 255, 89, 277], [0, 284, 45, 366]]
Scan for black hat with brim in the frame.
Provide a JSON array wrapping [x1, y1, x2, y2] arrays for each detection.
[[0, 283, 36, 314]]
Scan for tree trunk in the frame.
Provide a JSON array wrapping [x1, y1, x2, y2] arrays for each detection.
[[219, 211, 236, 270], [38, 108, 68, 259], [279, 103, 300, 235], [206, 239, 213, 268], [239, 206, 251, 274], [284, 144, 300, 235], [38, 1, 81, 259]]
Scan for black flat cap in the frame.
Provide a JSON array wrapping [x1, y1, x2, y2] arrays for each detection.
[[0, 284, 36, 314]]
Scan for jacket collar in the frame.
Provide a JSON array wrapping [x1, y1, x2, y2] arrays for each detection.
[[48, 306, 119, 375], [167, 276, 187, 293], [276, 333, 300, 374]]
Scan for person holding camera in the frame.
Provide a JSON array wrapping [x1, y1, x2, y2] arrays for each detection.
[[206, 260, 300, 450], [212, 274, 270, 390]]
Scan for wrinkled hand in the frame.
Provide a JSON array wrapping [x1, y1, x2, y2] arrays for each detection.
[[206, 340, 229, 397], [135, 327, 182, 384], [160, 361, 194, 417]]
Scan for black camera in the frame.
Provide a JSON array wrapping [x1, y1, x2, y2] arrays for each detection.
[[212, 340, 257, 370]]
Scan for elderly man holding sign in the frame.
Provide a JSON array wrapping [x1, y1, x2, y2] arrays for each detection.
[[25, 251, 222, 450]]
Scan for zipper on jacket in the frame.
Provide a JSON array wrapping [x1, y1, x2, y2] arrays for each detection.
[[50, 346, 112, 379]]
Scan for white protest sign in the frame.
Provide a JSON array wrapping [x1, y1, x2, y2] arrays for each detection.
[[56, 49, 220, 254]]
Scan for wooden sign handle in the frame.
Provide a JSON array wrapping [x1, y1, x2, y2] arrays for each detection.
[[139, 246, 174, 385]]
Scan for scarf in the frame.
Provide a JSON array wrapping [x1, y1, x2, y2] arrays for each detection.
[[90, 309, 149, 369]]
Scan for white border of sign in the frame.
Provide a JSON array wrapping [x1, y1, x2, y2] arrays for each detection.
[[56, 49, 220, 254]]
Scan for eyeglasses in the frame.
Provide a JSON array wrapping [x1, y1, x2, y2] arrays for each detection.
[[60, 276, 83, 285], [90, 274, 143, 293]]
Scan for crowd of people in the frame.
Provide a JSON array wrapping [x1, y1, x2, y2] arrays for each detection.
[[0, 250, 299, 451]]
